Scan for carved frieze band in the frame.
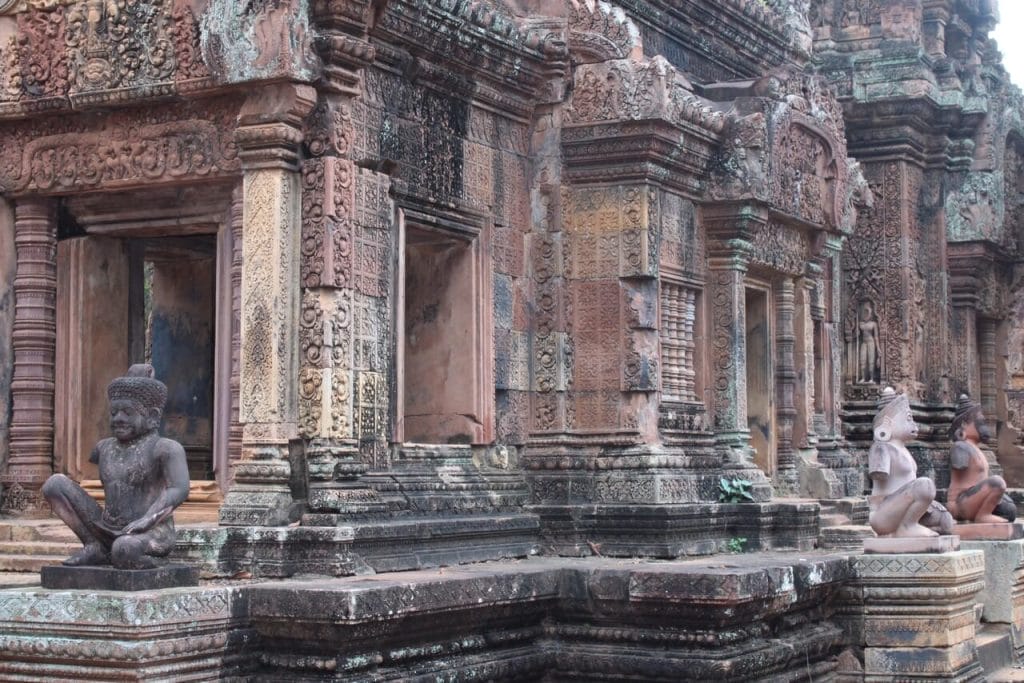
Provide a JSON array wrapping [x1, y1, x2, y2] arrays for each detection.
[[0, 118, 240, 195]]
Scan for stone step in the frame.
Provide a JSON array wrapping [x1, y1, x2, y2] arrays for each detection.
[[989, 665, 1024, 682], [977, 623, 1016, 678], [0, 572, 41, 589], [818, 524, 874, 550], [0, 520, 77, 543], [0, 540, 78, 556], [0, 554, 63, 572], [819, 512, 850, 527]]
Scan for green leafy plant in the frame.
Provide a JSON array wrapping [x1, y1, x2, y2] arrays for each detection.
[[726, 537, 747, 553], [718, 476, 755, 503]]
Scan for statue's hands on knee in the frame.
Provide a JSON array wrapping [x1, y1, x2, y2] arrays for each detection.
[[122, 504, 174, 535], [122, 514, 157, 535]]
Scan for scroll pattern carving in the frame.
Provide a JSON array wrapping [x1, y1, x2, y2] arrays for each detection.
[[0, 0, 211, 113], [240, 170, 281, 422], [0, 100, 241, 195], [566, 57, 726, 134], [770, 125, 833, 226], [710, 264, 747, 431]]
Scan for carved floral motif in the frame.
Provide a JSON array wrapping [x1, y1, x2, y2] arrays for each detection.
[[750, 223, 808, 276], [0, 98, 241, 194]]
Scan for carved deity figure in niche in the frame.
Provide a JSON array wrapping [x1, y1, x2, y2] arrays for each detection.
[[42, 365, 189, 569], [947, 394, 1017, 523], [868, 388, 954, 537], [856, 299, 880, 383]]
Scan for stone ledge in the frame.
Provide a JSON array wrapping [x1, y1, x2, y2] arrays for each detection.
[[863, 534, 960, 554], [0, 552, 855, 681]]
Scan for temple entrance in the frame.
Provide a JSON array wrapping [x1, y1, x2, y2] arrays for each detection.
[[53, 185, 236, 520], [56, 235, 222, 484], [745, 285, 775, 474], [393, 206, 492, 446]]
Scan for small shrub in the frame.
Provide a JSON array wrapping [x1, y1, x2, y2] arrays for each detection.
[[727, 537, 747, 553], [718, 476, 754, 503]]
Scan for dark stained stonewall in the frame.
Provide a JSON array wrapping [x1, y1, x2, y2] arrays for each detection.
[[41, 364, 191, 582]]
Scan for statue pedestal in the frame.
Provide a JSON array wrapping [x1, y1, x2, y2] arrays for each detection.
[[863, 534, 960, 554], [852, 550, 984, 680], [961, 538, 1024, 659], [955, 521, 1024, 541], [41, 564, 199, 591]]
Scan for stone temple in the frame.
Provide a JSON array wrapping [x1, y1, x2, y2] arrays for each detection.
[[0, 0, 1023, 679]]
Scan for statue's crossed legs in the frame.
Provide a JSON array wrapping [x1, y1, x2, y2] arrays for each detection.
[[42, 474, 175, 570]]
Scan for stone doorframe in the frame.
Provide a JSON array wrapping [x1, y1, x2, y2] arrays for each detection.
[[1, 183, 242, 518], [702, 202, 828, 494], [391, 193, 495, 447]]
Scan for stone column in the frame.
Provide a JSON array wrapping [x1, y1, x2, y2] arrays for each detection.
[[979, 317, 998, 418], [219, 84, 315, 526], [851, 550, 985, 680], [950, 277, 980, 399], [705, 237, 769, 499], [0, 198, 57, 514], [774, 277, 797, 492], [228, 184, 244, 470], [707, 244, 750, 458], [797, 272, 820, 448]]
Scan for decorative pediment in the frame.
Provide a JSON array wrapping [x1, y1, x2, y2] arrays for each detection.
[[567, 0, 640, 64], [565, 56, 725, 134], [708, 68, 865, 232], [0, 0, 318, 118]]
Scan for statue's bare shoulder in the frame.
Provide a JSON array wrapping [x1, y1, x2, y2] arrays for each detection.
[[949, 441, 973, 470], [868, 441, 898, 476]]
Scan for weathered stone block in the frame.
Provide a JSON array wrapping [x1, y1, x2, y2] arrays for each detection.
[[863, 534, 960, 554], [956, 522, 1024, 541], [41, 564, 199, 591], [961, 538, 1024, 657], [852, 550, 985, 680]]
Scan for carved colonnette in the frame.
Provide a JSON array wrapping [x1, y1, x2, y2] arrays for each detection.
[[0, 198, 56, 513]]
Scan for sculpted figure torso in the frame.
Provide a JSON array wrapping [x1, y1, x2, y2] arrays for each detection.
[[868, 389, 953, 537], [947, 394, 1016, 524], [42, 364, 189, 570]]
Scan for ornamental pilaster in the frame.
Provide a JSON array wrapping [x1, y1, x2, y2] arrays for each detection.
[[220, 83, 314, 526]]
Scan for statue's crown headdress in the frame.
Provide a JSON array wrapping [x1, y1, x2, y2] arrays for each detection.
[[107, 364, 167, 412], [873, 387, 906, 427], [950, 393, 983, 440]]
